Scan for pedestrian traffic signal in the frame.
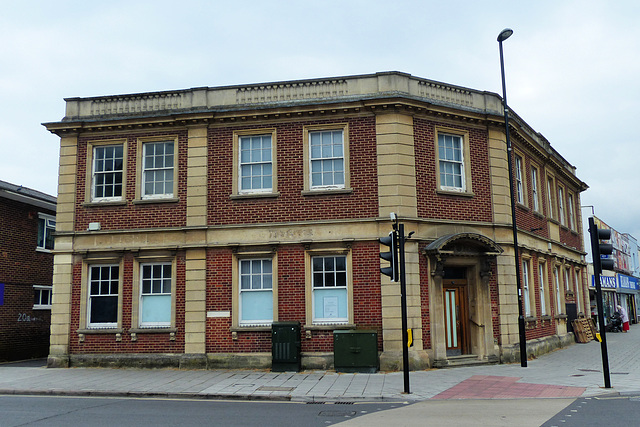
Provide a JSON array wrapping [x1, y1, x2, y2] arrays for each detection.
[[589, 218, 615, 273], [379, 231, 399, 282]]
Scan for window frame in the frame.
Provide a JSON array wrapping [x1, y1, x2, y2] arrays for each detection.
[[538, 261, 549, 316], [435, 128, 472, 194], [567, 193, 576, 231], [554, 265, 564, 315], [522, 257, 531, 317], [85, 263, 122, 330], [546, 175, 556, 220], [302, 123, 350, 193], [88, 141, 127, 203], [515, 153, 525, 205], [138, 138, 178, 201], [232, 129, 278, 198], [305, 247, 353, 327], [531, 166, 540, 213], [574, 268, 582, 313], [36, 213, 56, 251], [558, 185, 566, 226], [33, 285, 52, 310], [232, 250, 278, 329], [134, 260, 176, 329]]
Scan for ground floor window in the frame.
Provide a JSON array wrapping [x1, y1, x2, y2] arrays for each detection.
[[311, 255, 348, 324], [239, 258, 273, 325], [88, 265, 119, 328], [140, 263, 172, 327]]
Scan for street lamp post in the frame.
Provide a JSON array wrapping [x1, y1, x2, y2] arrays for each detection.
[[498, 28, 528, 368]]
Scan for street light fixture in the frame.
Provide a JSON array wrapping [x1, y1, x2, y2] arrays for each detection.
[[497, 28, 528, 368]]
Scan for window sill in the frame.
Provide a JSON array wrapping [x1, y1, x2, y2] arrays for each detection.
[[230, 192, 280, 200], [301, 188, 352, 196], [555, 314, 568, 320], [230, 325, 272, 332], [436, 189, 475, 198], [129, 327, 177, 334], [132, 197, 179, 205], [540, 315, 553, 321], [525, 316, 537, 322], [77, 328, 123, 334], [305, 323, 355, 331], [82, 200, 127, 208], [533, 211, 545, 220], [36, 247, 53, 254]]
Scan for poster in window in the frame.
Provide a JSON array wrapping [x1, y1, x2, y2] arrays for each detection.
[[323, 296, 338, 318]]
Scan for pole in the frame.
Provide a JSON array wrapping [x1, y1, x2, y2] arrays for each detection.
[[499, 33, 528, 367], [398, 223, 410, 393], [588, 217, 611, 388]]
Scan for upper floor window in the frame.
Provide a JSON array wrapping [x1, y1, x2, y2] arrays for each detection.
[[567, 194, 576, 230], [531, 167, 540, 213], [438, 133, 465, 191], [142, 141, 174, 199], [310, 130, 345, 189], [515, 155, 524, 204], [240, 135, 272, 193], [37, 213, 56, 251], [33, 285, 52, 309], [558, 186, 566, 226], [546, 177, 556, 219], [93, 145, 124, 201]]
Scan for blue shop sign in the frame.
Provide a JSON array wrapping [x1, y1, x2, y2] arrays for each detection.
[[618, 274, 639, 291], [591, 275, 617, 289]]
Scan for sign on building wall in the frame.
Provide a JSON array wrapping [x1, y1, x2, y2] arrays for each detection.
[[618, 274, 639, 291], [0, 283, 4, 305], [591, 275, 617, 289]]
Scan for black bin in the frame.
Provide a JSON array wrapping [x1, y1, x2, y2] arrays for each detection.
[[272, 321, 301, 372]]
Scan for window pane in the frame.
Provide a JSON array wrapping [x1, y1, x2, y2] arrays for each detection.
[[141, 294, 171, 324]]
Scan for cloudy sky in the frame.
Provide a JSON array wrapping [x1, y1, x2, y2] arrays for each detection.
[[1, 0, 638, 254]]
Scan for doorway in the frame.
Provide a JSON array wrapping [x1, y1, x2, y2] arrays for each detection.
[[443, 268, 469, 356]]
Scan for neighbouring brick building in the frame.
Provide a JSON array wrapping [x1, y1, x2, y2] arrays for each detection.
[[0, 180, 56, 362], [43, 72, 588, 370]]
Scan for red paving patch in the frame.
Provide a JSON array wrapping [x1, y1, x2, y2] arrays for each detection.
[[431, 375, 586, 400]]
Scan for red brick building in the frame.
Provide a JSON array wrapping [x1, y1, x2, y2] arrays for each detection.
[[44, 72, 588, 370], [0, 180, 56, 362]]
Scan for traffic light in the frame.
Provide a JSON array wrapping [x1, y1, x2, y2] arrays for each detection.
[[589, 218, 615, 273], [379, 231, 399, 282]]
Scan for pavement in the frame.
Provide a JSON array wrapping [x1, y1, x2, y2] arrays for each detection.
[[1, 326, 639, 404]]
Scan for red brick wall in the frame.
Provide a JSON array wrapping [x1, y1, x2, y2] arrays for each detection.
[[0, 197, 54, 361], [414, 118, 493, 222], [69, 252, 186, 354], [205, 242, 383, 354], [74, 131, 188, 232], [207, 117, 379, 225]]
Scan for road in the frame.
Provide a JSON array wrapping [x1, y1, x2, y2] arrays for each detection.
[[0, 395, 405, 427]]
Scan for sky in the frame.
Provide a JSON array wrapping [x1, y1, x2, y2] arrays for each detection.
[[1, 0, 639, 256]]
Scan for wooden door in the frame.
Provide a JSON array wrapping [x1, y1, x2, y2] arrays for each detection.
[[444, 281, 468, 356]]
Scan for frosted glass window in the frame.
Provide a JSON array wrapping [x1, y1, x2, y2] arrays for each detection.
[[140, 263, 172, 327], [239, 259, 273, 325]]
